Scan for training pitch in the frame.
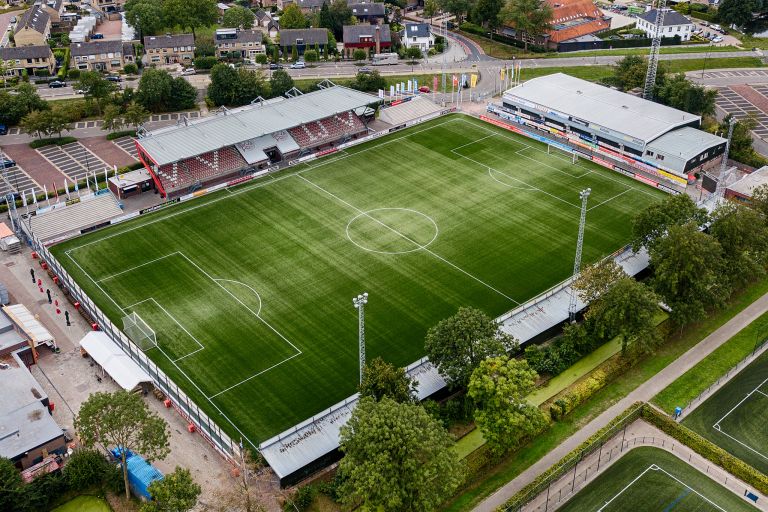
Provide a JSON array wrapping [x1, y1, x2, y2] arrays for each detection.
[[52, 115, 665, 445], [683, 349, 768, 474], [559, 447, 756, 511]]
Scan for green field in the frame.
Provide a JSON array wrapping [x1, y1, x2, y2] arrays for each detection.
[[683, 350, 768, 474], [559, 447, 757, 511], [51, 115, 664, 446]]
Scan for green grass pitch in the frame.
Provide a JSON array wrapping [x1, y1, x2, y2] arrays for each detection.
[[51, 115, 666, 446], [558, 447, 757, 511], [683, 349, 768, 475]]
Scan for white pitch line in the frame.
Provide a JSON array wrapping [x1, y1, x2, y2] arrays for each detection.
[[588, 189, 633, 212], [295, 173, 521, 305], [214, 278, 262, 316], [655, 466, 727, 512], [711, 374, 768, 463], [97, 252, 181, 282], [596, 464, 658, 512], [208, 352, 302, 399]]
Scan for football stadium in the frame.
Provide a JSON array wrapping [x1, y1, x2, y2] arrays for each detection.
[[31, 78, 734, 481]]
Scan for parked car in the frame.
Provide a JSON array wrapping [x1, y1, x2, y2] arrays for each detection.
[[700, 21, 709, 26], [9, 16, 17, 23], [712, 36, 724, 43], [289, 61, 305, 69], [269, 63, 283, 70], [418, 85, 430, 93], [0, 125, 7, 136], [358, 67, 372, 74], [105, 75, 122, 82], [181, 68, 196, 75], [75, 89, 85, 94], [0, 158, 16, 168], [710, 24, 722, 31], [91, 33, 104, 39], [48, 80, 66, 88]]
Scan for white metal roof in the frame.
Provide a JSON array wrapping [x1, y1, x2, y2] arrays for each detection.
[[79, 331, 152, 391], [646, 126, 726, 161], [137, 87, 380, 166], [2, 304, 54, 348], [503, 73, 700, 144]]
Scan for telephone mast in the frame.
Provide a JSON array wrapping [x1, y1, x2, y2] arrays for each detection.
[[643, 0, 667, 100], [569, 188, 591, 323]]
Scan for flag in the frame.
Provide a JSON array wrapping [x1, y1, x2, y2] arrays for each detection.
[[43, 184, 48, 201], [85, 173, 90, 191], [452, 74, 458, 87], [500, 67, 505, 81], [53, 183, 58, 201], [470, 74, 478, 88], [65, 180, 69, 198], [407, 80, 412, 92], [396, 82, 401, 93], [433, 75, 438, 91], [400, 81, 405, 92], [378, 89, 384, 99], [104, 168, 109, 185], [390, 85, 395, 97], [74, 180, 79, 192], [32, 189, 37, 204], [414, 79, 418, 92], [21, 190, 26, 207]]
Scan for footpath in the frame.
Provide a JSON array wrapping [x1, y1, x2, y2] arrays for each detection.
[[475, 290, 768, 511]]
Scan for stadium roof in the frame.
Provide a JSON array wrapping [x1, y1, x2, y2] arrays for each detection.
[[137, 86, 379, 166], [503, 73, 700, 144], [646, 126, 726, 161]]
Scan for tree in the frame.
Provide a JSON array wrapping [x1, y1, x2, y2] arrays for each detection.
[[468, 356, 546, 455], [124, 101, 151, 128], [339, 397, 464, 511], [656, 73, 717, 116], [234, 68, 267, 105], [142, 467, 201, 512], [169, 77, 197, 110], [318, 0, 353, 39], [717, 0, 761, 28], [102, 104, 124, 133], [136, 68, 174, 112], [269, 69, 294, 98], [359, 357, 417, 402], [303, 49, 319, 63], [45, 107, 72, 139], [222, 5, 255, 29], [405, 46, 423, 60], [20, 110, 48, 139], [280, 3, 308, 29], [15, 82, 49, 115], [609, 55, 666, 92], [438, 0, 469, 23], [717, 114, 767, 168], [75, 390, 170, 499], [291, 44, 299, 61], [751, 183, 768, 219], [76, 71, 115, 115], [589, 278, 661, 356], [65, 448, 120, 492], [424, 306, 517, 389], [0, 457, 24, 512], [710, 201, 768, 290], [494, 0, 553, 51], [124, 0, 165, 39], [631, 193, 708, 251], [124, 62, 139, 75], [352, 48, 368, 61], [424, 0, 439, 20], [650, 223, 725, 327], [572, 259, 626, 304], [208, 63, 239, 105], [162, 0, 218, 37], [473, 0, 505, 35], [254, 53, 268, 65], [349, 69, 386, 92]]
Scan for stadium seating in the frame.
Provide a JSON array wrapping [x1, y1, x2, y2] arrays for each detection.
[[288, 112, 366, 149], [154, 147, 247, 193]]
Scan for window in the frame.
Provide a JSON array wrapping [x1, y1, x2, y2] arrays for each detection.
[[646, 150, 654, 156], [296, 38, 304, 45]]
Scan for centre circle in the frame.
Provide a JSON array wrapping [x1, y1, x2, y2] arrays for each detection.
[[345, 208, 439, 255]]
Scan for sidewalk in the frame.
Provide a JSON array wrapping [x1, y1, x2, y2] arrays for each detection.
[[475, 290, 768, 511]]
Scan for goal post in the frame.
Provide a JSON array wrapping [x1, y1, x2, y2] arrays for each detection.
[[123, 312, 157, 351], [548, 143, 577, 164]]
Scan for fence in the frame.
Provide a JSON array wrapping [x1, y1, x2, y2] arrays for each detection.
[[21, 221, 242, 463]]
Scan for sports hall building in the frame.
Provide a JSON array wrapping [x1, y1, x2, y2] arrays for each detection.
[[135, 86, 379, 198], [492, 73, 726, 188]]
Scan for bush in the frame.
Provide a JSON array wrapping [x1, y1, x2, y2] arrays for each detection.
[[67, 68, 80, 79], [64, 448, 115, 491], [29, 136, 77, 149], [123, 63, 138, 75], [106, 129, 137, 140], [194, 56, 219, 70], [286, 484, 316, 511]]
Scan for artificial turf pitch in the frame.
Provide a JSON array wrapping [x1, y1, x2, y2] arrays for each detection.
[[52, 115, 665, 446], [559, 447, 757, 511], [683, 349, 768, 475]]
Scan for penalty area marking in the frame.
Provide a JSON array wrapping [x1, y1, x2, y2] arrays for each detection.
[[125, 297, 205, 362], [345, 208, 439, 255], [487, 168, 536, 191], [711, 375, 768, 463]]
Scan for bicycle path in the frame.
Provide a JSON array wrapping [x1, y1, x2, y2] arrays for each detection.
[[475, 290, 768, 511]]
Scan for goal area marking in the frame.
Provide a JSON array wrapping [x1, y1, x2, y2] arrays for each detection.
[[597, 464, 726, 512], [712, 375, 768, 463], [123, 311, 157, 351]]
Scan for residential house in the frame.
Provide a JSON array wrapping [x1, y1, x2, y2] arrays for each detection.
[[501, 0, 609, 49], [637, 9, 695, 42], [143, 34, 195, 65], [215, 28, 266, 62], [39, 0, 64, 24], [217, 2, 230, 16], [402, 22, 433, 52], [293, 0, 326, 12], [70, 40, 134, 71], [349, 2, 385, 24], [342, 23, 391, 57], [93, 0, 127, 16], [13, 5, 51, 46], [255, 9, 279, 38], [279, 28, 328, 56], [0, 45, 55, 76]]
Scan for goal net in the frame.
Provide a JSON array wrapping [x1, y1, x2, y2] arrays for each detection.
[[548, 143, 577, 164], [123, 312, 157, 351]]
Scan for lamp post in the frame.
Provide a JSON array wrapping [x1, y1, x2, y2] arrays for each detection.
[[353, 292, 368, 385]]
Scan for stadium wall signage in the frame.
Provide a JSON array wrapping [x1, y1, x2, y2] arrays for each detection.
[[139, 197, 181, 215]]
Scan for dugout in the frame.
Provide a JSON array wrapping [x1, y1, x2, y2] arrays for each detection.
[[79, 331, 152, 392]]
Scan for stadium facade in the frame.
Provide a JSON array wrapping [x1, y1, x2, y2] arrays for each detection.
[[494, 73, 726, 184], [134, 86, 380, 198]]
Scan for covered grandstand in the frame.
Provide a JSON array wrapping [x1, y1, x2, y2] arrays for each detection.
[[135, 86, 380, 197]]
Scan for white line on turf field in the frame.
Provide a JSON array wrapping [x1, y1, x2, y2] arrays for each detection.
[[214, 279, 262, 315], [711, 374, 768, 462], [295, 173, 521, 305], [587, 189, 633, 212], [487, 168, 536, 191], [655, 466, 727, 512], [126, 297, 206, 362], [97, 252, 181, 282], [757, 389, 768, 398], [596, 465, 658, 512], [208, 353, 302, 399], [514, 147, 593, 179]]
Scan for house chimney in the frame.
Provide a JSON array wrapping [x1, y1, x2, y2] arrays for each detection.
[[375, 25, 380, 55]]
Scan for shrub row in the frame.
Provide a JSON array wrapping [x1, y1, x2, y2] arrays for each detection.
[[689, 10, 717, 22], [105, 129, 137, 140], [640, 406, 768, 495], [458, 23, 549, 53], [29, 136, 77, 149]]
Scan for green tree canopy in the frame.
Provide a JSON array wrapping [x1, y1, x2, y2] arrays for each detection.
[[222, 5, 255, 29], [303, 49, 319, 63], [162, 0, 218, 36], [124, 101, 151, 128], [269, 69, 294, 98], [76, 71, 116, 115], [142, 467, 201, 512], [280, 3, 308, 28], [136, 68, 174, 112], [0, 457, 24, 512], [609, 55, 666, 92], [208, 63, 239, 106], [424, 306, 517, 389], [339, 397, 465, 511], [717, 0, 762, 28], [717, 114, 768, 168], [650, 223, 726, 327], [439, 0, 470, 23], [572, 259, 626, 304], [318, 0, 353, 39], [359, 357, 417, 402], [500, 0, 552, 50], [473, 0, 504, 30], [656, 73, 717, 116], [64, 449, 121, 492], [468, 356, 546, 454], [102, 104, 124, 133], [233, 68, 267, 105], [168, 76, 197, 110], [75, 390, 170, 499], [631, 193, 709, 251], [710, 201, 768, 290], [124, 0, 166, 39], [349, 69, 386, 92]]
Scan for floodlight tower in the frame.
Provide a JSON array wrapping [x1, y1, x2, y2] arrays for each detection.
[[643, 0, 667, 100], [353, 292, 368, 385], [568, 188, 591, 323], [715, 117, 737, 201], [0, 157, 17, 233]]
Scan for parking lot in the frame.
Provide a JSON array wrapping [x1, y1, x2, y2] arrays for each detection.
[[0, 153, 40, 198], [715, 85, 768, 140], [37, 142, 109, 182], [113, 136, 139, 159]]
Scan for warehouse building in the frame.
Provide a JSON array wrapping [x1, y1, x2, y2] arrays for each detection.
[[496, 73, 727, 182]]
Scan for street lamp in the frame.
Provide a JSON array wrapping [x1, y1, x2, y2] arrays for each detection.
[[352, 292, 368, 385]]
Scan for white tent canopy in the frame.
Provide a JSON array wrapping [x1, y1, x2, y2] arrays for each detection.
[[79, 332, 152, 391], [2, 304, 55, 348]]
